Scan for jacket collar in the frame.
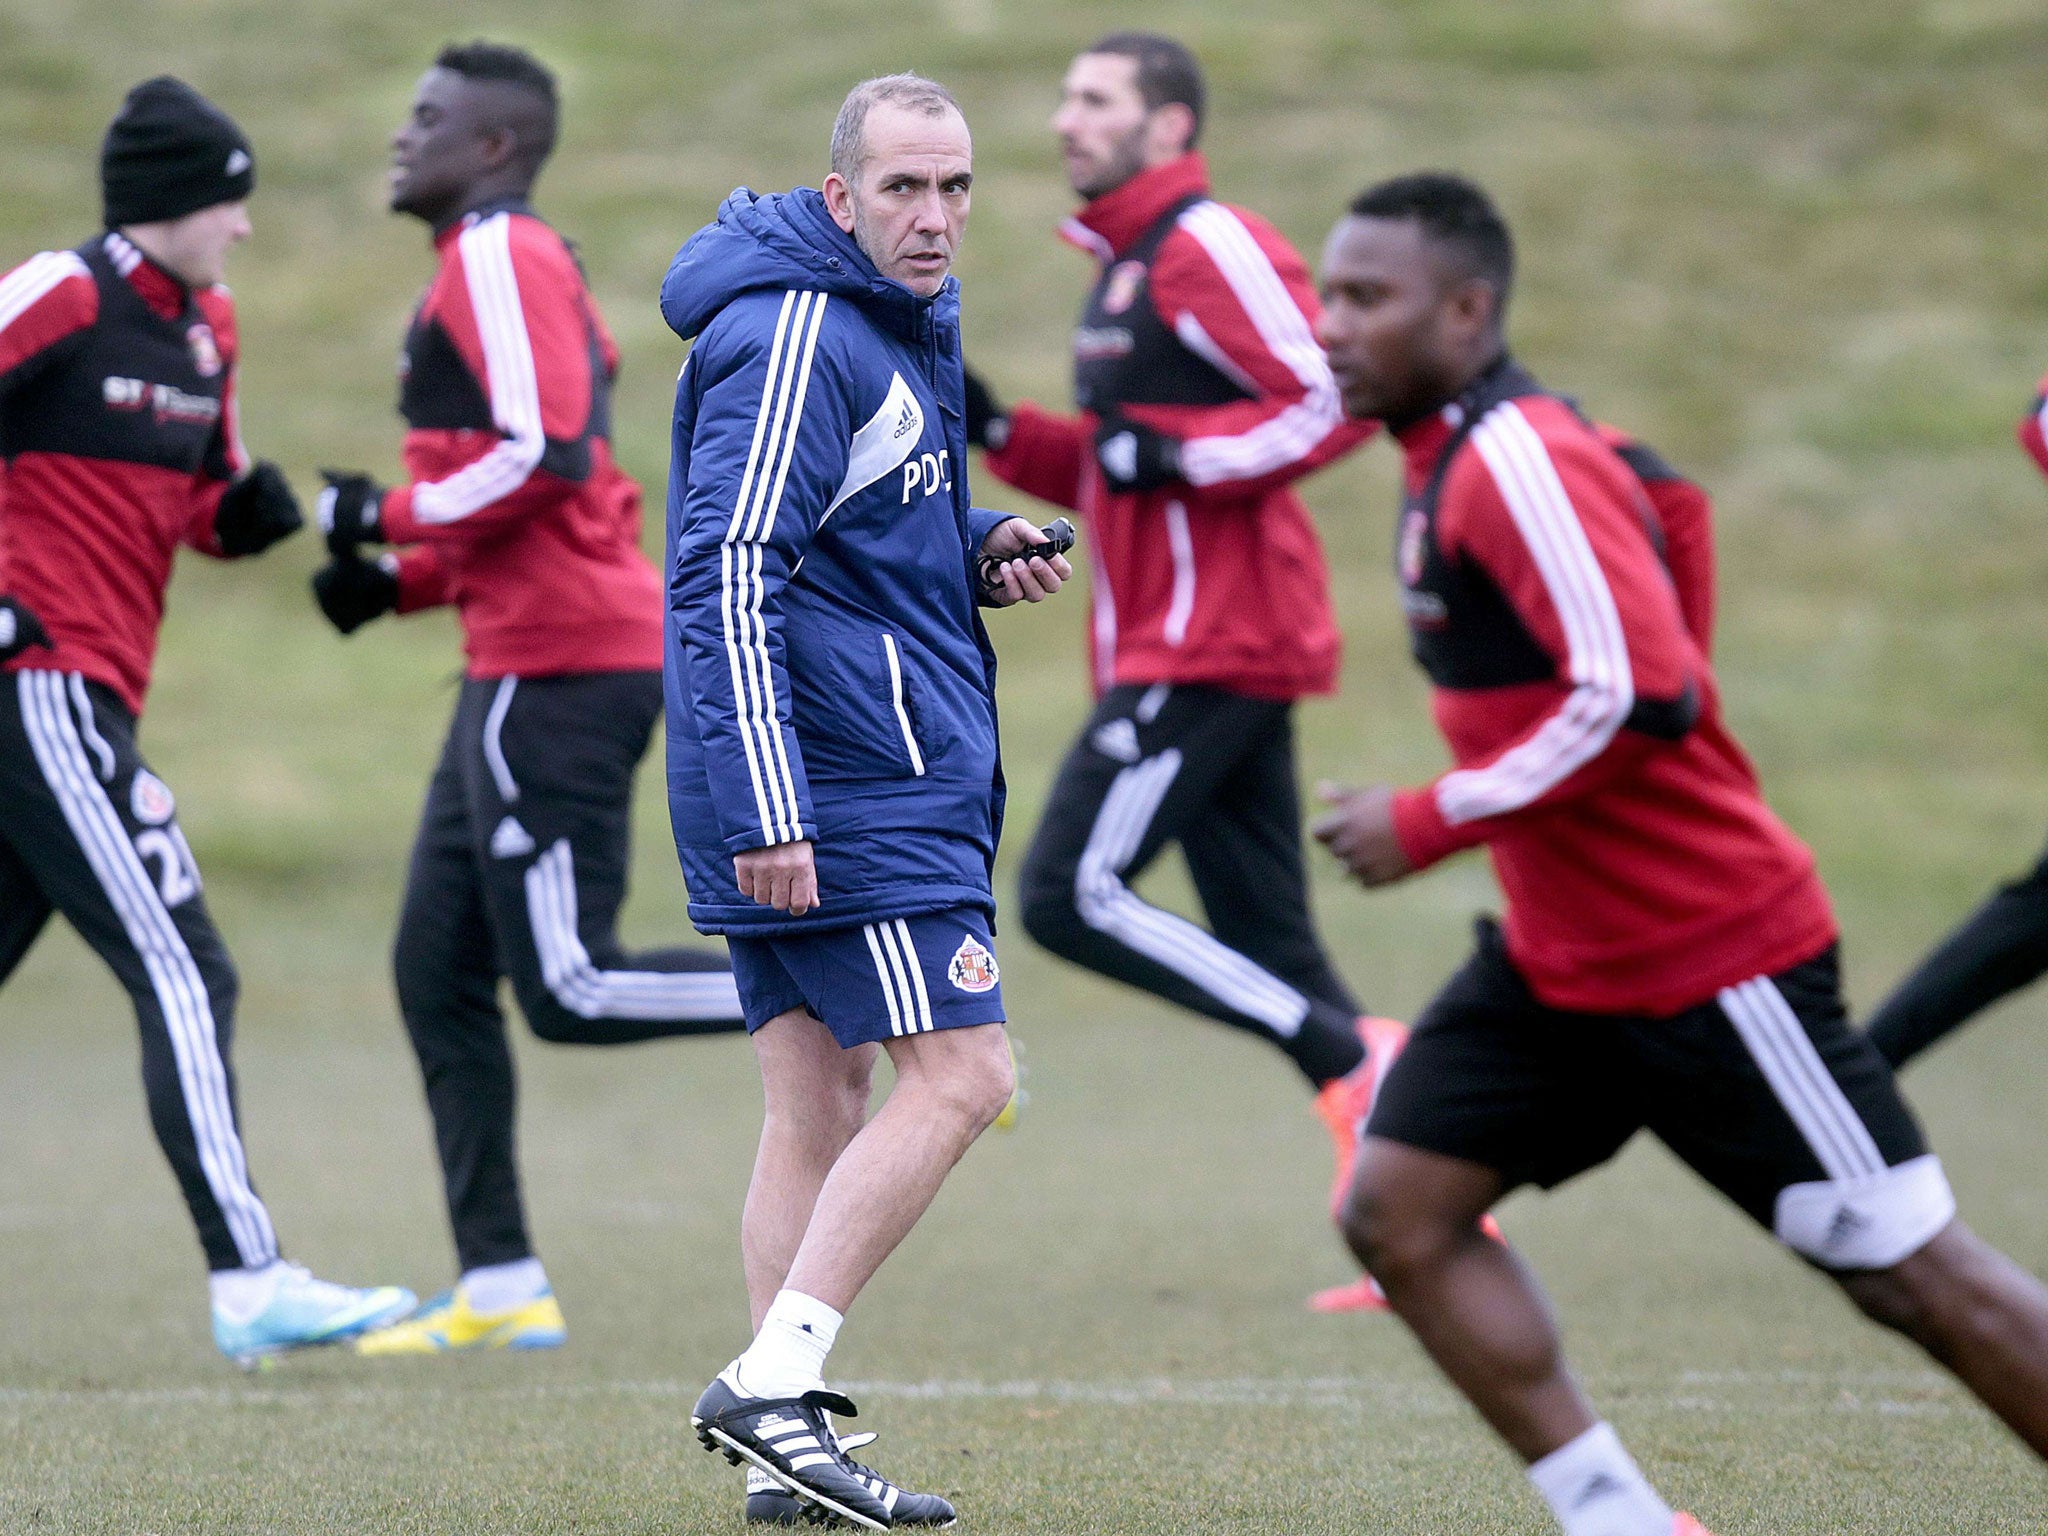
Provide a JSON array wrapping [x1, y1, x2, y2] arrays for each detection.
[[1394, 353, 1536, 486], [434, 196, 535, 251], [1059, 153, 1211, 262], [102, 231, 193, 321]]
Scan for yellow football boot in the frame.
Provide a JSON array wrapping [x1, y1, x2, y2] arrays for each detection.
[[352, 1284, 566, 1355]]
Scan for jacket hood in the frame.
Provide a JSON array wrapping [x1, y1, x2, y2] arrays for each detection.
[[660, 185, 958, 345]]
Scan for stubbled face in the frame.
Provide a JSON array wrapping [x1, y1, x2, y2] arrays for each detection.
[[825, 103, 973, 298], [137, 199, 250, 287], [388, 67, 497, 223], [1315, 214, 1481, 423], [1051, 52, 1153, 200]]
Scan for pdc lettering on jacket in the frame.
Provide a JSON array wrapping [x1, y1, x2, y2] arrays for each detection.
[[902, 448, 952, 504], [101, 375, 221, 426]]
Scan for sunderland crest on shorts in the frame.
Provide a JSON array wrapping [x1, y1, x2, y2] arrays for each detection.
[[948, 933, 999, 993]]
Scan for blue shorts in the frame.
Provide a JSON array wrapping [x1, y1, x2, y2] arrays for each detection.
[[726, 906, 1007, 1048]]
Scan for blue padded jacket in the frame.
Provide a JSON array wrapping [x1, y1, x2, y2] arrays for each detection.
[[660, 187, 1010, 936]]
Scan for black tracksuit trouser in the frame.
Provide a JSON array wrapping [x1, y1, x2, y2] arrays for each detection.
[[395, 670, 744, 1271], [1865, 833, 2048, 1069], [0, 668, 277, 1271], [1019, 682, 1367, 1086]]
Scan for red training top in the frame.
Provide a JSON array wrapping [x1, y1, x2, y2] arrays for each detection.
[[1387, 359, 1834, 1015], [981, 154, 1371, 701], [379, 201, 660, 679], [0, 232, 248, 715]]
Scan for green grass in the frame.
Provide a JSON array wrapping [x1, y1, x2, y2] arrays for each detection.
[[5, 1, 2048, 1530]]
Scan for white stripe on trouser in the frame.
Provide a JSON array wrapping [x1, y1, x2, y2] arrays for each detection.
[[16, 672, 276, 1264], [67, 673, 115, 781], [522, 839, 742, 1020], [1072, 749, 1311, 1037], [482, 676, 520, 803], [863, 921, 934, 1035], [1717, 975, 1886, 1181]]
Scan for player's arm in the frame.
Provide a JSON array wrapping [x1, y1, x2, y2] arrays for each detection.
[[1388, 416, 1702, 872], [326, 223, 598, 554], [0, 253, 93, 659], [1598, 423, 1717, 657], [182, 287, 302, 559], [2017, 373, 2048, 482], [968, 365, 1091, 513], [0, 251, 97, 397], [1103, 210, 1375, 498], [668, 303, 852, 911]]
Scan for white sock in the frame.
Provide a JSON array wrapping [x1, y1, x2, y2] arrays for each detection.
[[209, 1260, 289, 1324], [459, 1257, 549, 1313], [1528, 1422, 1674, 1536], [722, 1289, 842, 1398]]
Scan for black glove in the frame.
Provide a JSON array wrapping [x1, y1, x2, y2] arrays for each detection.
[[315, 468, 388, 557], [1093, 414, 1181, 492], [0, 597, 51, 664], [962, 366, 1009, 451], [310, 553, 399, 636], [213, 460, 304, 556]]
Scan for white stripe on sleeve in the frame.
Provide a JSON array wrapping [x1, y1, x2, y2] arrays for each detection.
[[1432, 404, 1633, 826], [411, 215, 548, 524], [718, 289, 827, 844], [1170, 203, 1345, 487], [0, 250, 91, 336]]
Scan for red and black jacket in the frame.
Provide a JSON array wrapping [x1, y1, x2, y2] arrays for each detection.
[[380, 199, 660, 679], [982, 154, 1371, 701], [1388, 357, 1834, 1016], [0, 232, 248, 715]]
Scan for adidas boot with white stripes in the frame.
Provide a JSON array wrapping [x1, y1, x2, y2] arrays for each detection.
[[745, 1430, 955, 1527], [693, 1378, 893, 1530]]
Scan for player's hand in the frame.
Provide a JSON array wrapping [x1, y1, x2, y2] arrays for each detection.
[[213, 460, 304, 556], [962, 365, 1009, 451], [310, 553, 400, 636], [735, 839, 820, 916], [1094, 413, 1181, 492], [1311, 782, 1416, 888], [978, 517, 1073, 607], [315, 468, 388, 556], [0, 597, 52, 664]]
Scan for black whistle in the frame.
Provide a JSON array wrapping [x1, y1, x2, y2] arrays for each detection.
[[978, 517, 1075, 597]]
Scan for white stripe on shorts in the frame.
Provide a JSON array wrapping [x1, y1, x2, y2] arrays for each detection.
[[1717, 974, 1886, 1181]]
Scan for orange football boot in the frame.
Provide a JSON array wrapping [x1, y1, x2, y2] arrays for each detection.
[[1672, 1517, 1717, 1536], [1313, 1015, 1410, 1220]]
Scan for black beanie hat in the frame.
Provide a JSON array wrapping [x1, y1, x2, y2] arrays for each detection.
[[100, 76, 255, 228]]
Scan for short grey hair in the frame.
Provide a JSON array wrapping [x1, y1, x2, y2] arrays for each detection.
[[829, 73, 964, 181]]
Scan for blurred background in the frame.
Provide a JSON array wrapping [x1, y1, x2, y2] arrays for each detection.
[[3, 3, 2046, 1531]]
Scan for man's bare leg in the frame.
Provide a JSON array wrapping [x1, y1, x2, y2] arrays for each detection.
[[742, 1008, 876, 1328], [1343, 1137, 1684, 1535], [783, 1020, 1015, 1311], [1834, 1220, 2048, 1454], [1342, 1136, 1595, 1459]]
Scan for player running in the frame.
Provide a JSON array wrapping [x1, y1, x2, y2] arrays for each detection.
[[1861, 369, 2048, 1070], [961, 34, 1398, 1307], [663, 75, 1072, 1528], [306, 42, 747, 1356], [1311, 171, 2048, 1536], [0, 76, 413, 1366]]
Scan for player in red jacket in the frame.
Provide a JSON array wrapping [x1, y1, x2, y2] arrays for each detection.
[[1861, 377, 2048, 1069], [0, 77, 413, 1364], [1310, 172, 2048, 1536], [305, 43, 745, 1355], [963, 37, 1395, 1286]]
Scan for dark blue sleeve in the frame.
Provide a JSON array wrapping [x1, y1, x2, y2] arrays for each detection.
[[665, 292, 852, 856]]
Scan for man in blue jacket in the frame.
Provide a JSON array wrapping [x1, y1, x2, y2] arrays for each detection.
[[661, 74, 1071, 1530]]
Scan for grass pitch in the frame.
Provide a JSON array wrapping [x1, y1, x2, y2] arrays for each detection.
[[4, 1, 2048, 1531]]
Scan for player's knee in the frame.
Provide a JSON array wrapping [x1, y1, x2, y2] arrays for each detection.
[[920, 1029, 1015, 1134], [519, 989, 588, 1044], [1836, 1222, 1996, 1349], [1837, 1266, 1931, 1338], [1340, 1184, 1426, 1282]]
